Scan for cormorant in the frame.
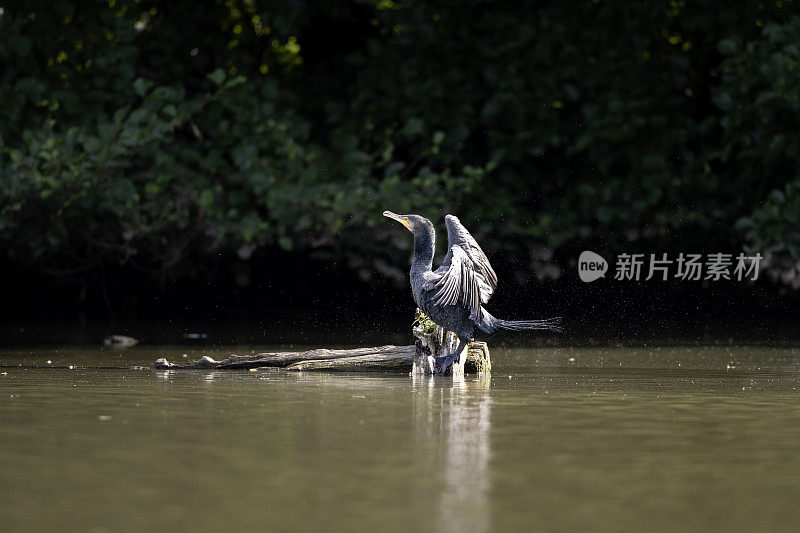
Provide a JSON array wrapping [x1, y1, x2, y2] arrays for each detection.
[[383, 211, 562, 372]]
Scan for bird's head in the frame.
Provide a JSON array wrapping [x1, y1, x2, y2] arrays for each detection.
[[382, 211, 432, 234]]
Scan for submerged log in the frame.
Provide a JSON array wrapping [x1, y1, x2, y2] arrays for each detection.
[[152, 341, 490, 374]]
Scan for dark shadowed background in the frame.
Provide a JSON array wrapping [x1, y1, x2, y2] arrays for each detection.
[[1, 0, 798, 345]]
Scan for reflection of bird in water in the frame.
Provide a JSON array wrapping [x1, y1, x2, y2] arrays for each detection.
[[383, 211, 561, 372]]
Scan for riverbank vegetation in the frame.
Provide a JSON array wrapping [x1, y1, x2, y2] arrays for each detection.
[[2, 1, 798, 310]]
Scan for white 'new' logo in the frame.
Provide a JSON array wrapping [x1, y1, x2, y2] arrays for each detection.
[[578, 251, 608, 282]]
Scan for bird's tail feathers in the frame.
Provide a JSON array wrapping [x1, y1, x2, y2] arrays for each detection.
[[496, 317, 562, 332], [479, 311, 562, 333]]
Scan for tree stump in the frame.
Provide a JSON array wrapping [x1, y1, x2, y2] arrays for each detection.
[[412, 309, 491, 377]]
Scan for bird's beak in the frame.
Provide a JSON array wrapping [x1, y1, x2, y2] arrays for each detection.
[[383, 210, 411, 230]]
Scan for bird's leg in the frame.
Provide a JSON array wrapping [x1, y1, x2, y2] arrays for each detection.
[[452, 338, 468, 375], [437, 337, 468, 376]]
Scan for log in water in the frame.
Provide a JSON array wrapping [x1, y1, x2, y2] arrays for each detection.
[[152, 342, 490, 374]]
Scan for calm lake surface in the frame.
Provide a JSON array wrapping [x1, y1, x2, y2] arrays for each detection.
[[2, 344, 800, 532]]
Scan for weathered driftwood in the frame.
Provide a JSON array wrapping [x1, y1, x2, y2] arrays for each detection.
[[152, 308, 490, 375], [152, 342, 490, 374], [153, 345, 411, 371], [285, 349, 412, 372]]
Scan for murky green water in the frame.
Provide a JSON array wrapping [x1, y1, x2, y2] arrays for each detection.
[[2, 345, 800, 532]]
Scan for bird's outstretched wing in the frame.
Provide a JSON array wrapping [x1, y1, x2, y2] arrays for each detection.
[[437, 215, 498, 303], [425, 245, 483, 322]]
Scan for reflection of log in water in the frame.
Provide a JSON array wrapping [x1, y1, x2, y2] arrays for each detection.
[[413, 375, 492, 533]]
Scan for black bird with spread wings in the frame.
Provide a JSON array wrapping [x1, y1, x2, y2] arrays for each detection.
[[383, 211, 562, 371]]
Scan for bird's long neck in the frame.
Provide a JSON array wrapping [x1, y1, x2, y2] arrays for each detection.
[[410, 225, 435, 275]]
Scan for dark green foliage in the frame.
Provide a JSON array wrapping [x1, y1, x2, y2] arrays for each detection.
[[1, 0, 798, 288]]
